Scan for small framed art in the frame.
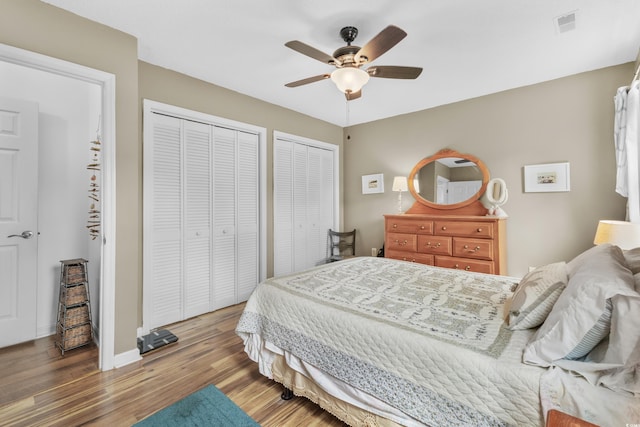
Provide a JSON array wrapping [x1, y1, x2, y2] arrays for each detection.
[[523, 162, 570, 192], [362, 173, 384, 194]]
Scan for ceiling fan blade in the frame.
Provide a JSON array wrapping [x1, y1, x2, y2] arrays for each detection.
[[285, 74, 331, 88], [367, 66, 423, 79], [345, 89, 362, 101], [285, 40, 339, 65], [354, 25, 407, 64]]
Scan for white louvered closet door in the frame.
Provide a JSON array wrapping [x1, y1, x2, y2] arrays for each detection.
[[183, 120, 212, 318], [273, 139, 293, 277], [145, 112, 260, 330], [212, 127, 259, 310], [273, 138, 335, 276], [148, 114, 183, 327], [308, 147, 335, 264], [292, 143, 309, 273], [236, 130, 259, 302]]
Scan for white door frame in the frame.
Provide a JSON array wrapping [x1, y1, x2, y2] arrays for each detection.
[[0, 44, 117, 371]]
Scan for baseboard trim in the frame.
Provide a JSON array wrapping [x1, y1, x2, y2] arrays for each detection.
[[113, 348, 141, 368]]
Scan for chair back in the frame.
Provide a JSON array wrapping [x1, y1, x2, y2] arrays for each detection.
[[327, 229, 356, 262]]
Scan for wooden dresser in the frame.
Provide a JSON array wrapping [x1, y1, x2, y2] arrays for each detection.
[[384, 214, 507, 275]]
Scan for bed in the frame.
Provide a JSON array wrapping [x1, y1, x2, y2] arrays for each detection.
[[236, 244, 640, 426]]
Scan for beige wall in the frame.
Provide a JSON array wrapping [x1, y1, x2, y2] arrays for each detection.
[[344, 63, 633, 277]]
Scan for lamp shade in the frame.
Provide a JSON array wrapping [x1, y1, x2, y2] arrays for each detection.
[[392, 176, 408, 192], [331, 67, 370, 94], [593, 220, 640, 249]]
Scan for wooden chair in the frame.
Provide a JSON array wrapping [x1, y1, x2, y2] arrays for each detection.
[[327, 229, 356, 262]]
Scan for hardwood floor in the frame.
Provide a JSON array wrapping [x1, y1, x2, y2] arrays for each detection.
[[0, 303, 346, 426]]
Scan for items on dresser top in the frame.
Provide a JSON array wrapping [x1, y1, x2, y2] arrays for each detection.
[[384, 213, 507, 275]]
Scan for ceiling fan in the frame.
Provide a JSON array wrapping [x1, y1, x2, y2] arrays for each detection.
[[285, 25, 423, 101]]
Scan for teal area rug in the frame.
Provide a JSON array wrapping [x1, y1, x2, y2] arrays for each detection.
[[134, 384, 260, 426]]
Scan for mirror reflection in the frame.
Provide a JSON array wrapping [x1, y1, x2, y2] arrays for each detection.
[[410, 149, 488, 208], [413, 157, 484, 205]]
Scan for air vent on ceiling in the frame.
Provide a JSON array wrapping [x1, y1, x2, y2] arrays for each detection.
[[555, 11, 577, 33]]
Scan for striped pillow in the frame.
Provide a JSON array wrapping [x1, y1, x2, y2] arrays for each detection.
[[507, 262, 568, 330], [564, 298, 612, 359]]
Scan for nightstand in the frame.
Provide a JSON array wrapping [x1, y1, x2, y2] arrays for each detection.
[[546, 409, 599, 427]]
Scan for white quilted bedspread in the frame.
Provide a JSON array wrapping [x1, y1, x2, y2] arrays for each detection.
[[237, 257, 545, 426]]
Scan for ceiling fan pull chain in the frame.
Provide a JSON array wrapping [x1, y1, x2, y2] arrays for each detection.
[[345, 100, 350, 127]]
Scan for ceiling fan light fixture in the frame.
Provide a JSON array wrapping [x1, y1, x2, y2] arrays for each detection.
[[330, 67, 370, 95]]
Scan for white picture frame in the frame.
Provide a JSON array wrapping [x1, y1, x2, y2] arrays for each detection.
[[362, 173, 384, 194], [523, 162, 570, 192]]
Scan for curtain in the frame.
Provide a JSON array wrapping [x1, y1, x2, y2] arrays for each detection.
[[614, 80, 640, 221]]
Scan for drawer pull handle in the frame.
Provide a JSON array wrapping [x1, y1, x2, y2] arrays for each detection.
[[426, 242, 441, 248], [463, 245, 481, 253], [465, 265, 471, 271], [420, 225, 425, 230], [441, 226, 447, 231], [393, 224, 397, 228], [477, 228, 482, 232], [394, 239, 408, 246]]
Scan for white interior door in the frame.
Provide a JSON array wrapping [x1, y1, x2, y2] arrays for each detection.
[[0, 97, 39, 347], [447, 180, 482, 204]]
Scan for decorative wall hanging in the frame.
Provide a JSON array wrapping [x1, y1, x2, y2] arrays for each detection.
[[523, 162, 570, 193], [362, 173, 384, 194], [86, 133, 101, 240]]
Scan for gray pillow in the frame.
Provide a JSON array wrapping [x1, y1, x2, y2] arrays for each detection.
[[623, 247, 640, 274], [506, 262, 568, 330], [524, 244, 635, 366]]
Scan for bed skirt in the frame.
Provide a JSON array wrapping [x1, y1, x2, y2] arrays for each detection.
[[271, 354, 409, 427]]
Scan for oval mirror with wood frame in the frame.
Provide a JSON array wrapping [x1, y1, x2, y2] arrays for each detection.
[[406, 148, 490, 215]]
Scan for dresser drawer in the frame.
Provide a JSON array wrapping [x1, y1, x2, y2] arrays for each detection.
[[452, 237, 493, 260], [387, 250, 434, 265], [435, 256, 494, 274], [387, 219, 433, 234], [417, 235, 452, 256], [386, 232, 417, 252], [434, 221, 494, 238]]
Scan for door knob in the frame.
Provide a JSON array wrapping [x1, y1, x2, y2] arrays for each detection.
[[7, 230, 34, 239]]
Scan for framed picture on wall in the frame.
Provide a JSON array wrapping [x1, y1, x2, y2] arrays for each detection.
[[362, 173, 384, 194], [523, 162, 570, 192]]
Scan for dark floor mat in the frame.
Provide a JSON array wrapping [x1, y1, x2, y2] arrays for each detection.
[[137, 329, 178, 354]]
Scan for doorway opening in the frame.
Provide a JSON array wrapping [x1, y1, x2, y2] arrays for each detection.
[[0, 43, 116, 370]]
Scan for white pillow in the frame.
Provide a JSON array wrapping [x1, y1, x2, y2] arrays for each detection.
[[506, 262, 567, 330], [523, 244, 635, 366]]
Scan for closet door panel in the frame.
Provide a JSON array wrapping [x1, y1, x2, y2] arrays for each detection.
[[183, 121, 212, 318], [212, 127, 237, 310], [237, 131, 259, 301], [292, 143, 309, 272], [273, 139, 293, 277], [318, 147, 335, 249], [149, 114, 183, 327], [306, 146, 325, 267]]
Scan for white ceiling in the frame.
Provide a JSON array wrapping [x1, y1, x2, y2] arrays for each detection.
[[42, 0, 640, 127]]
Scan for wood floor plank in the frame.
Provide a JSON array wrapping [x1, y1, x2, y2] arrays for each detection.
[[0, 303, 346, 426]]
